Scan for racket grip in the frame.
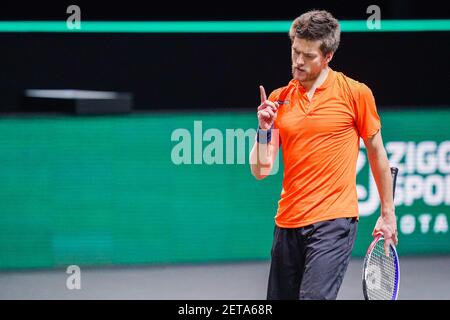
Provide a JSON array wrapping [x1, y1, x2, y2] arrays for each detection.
[[390, 167, 398, 200]]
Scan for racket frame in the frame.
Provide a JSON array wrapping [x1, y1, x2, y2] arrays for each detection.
[[362, 234, 400, 300], [362, 166, 400, 300]]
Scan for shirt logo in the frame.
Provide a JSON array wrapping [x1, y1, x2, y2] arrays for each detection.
[[277, 100, 290, 105]]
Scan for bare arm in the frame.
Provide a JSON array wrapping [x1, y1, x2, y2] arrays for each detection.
[[249, 85, 280, 180], [364, 130, 399, 255], [250, 135, 280, 180]]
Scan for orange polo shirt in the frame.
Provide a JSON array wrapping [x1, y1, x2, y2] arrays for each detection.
[[269, 69, 381, 228]]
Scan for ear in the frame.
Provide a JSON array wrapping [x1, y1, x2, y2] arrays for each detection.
[[325, 52, 334, 64]]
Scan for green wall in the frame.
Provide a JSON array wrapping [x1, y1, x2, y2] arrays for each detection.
[[0, 110, 449, 269]]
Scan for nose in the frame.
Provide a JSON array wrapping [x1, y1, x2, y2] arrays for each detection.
[[296, 54, 304, 66]]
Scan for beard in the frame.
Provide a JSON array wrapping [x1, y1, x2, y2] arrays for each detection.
[[292, 66, 321, 82]]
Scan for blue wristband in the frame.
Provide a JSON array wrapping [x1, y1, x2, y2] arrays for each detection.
[[257, 127, 272, 144]]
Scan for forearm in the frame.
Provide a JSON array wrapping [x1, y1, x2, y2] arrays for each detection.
[[251, 85, 280, 179], [250, 140, 274, 179], [365, 132, 398, 243], [367, 147, 395, 216]]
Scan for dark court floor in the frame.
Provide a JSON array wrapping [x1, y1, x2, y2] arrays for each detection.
[[0, 256, 449, 300]]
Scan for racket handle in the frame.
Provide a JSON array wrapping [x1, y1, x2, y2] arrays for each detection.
[[390, 167, 399, 200]]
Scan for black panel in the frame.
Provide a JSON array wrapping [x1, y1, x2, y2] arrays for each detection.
[[0, 31, 449, 112], [0, 0, 448, 20], [0, 0, 448, 112]]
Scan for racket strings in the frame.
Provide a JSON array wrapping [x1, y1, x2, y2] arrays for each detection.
[[365, 239, 397, 300]]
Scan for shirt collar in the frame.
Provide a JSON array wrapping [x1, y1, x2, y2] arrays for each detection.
[[289, 68, 336, 92]]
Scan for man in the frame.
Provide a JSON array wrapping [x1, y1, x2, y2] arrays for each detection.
[[249, 10, 398, 300]]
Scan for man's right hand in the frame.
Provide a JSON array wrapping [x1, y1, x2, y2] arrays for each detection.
[[257, 85, 279, 130]]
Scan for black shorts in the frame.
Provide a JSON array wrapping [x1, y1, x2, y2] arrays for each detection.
[[267, 217, 358, 300]]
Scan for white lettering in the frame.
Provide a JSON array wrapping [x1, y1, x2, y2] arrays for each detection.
[[386, 142, 405, 173], [194, 121, 203, 164], [66, 5, 81, 30], [405, 141, 416, 174], [203, 128, 223, 165], [366, 5, 381, 30], [171, 129, 191, 164], [434, 214, 448, 233], [416, 141, 437, 174], [400, 214, 416, 234], [423, 175, 445, 206], [446, 175, 450, 205], [403, 175, 423, 206], [66, 265, 81, 290], [226, 128, 255, 164], [439, 141, 450, 173], [418, 214, 432, 233]]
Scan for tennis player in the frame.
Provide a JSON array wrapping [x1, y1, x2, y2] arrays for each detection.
[[249, 10, 399, 300]]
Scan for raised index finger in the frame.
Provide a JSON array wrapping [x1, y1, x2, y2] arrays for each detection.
[[259, 85, 267, 103]]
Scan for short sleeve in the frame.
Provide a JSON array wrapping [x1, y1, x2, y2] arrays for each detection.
[[355, 84, 381, 140]]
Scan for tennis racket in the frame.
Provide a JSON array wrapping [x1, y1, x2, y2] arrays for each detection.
[[362, 167, 400, 300]]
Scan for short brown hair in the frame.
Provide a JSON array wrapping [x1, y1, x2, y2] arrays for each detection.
[[289, 10, 341, 55]]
